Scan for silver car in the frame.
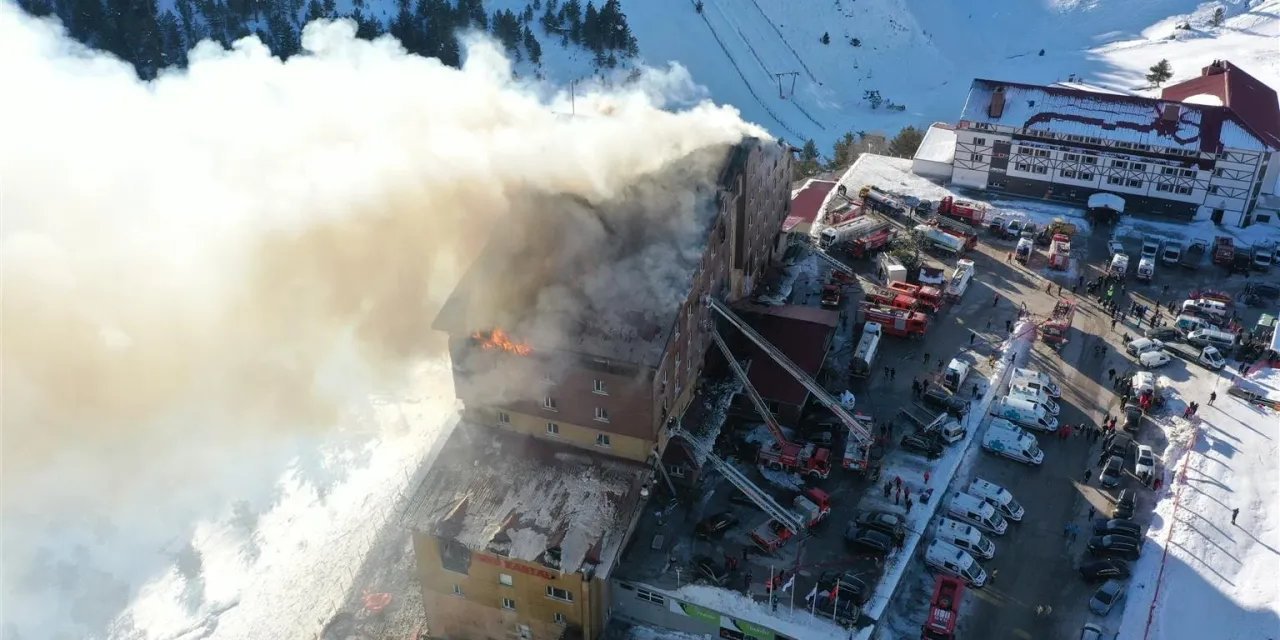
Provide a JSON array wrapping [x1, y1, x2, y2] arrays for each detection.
[[1134, 445, 1156, 483], [1089, 579, 1128, 615]]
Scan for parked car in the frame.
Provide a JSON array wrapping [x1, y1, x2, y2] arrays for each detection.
[[1088, 534, 1143, 560], [1144, 326, 1183, 342], [1138, 350, 1173, 369], [854, 510, 908, 543], [816, 571, 871, 604], [1113, 489, 1137, 520], [921, 386, 970, 418], [695, 512, 740, 539], [1092, 518, 1142, 538], [901, 432, 945, 459], [1134, 445, 1156, 484], [1122, 402, 1142, 433], [1245, 282, 1280, 299], [844, 526, 895, 557], [1089, 579, 1128, 615], [1100, 455, 1124, 488], [1080, 622, 1105, 640], [1078, 559, 1131, 582], [1125, 337, 1164, 356], [693, 555, 730, 585]]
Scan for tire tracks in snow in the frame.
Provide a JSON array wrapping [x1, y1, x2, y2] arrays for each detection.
[[745, 0, 819, 84]]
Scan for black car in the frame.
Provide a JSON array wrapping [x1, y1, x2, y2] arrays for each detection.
[[1079, 559, 1131, 582], [1088, 534, 1143, 560], [1093, 518, 1142, 538], [1112, 489, 1137, 520], [900, 432, 944, 459], [854, 510, 908, 543], [1144, 327, 1183, 342], [921, 387, 969, 418], [844, 526, 894, 557], [1122, 403, 1143, 433], [814, 590, 861, 625], [693, 555, 730, 585], [816, 571, 871, 604], [1100, 455, 1125, 488], [1104, 433, 1134, 459], [1245, 282, 1280, 299], [695, 512, 740, 539]]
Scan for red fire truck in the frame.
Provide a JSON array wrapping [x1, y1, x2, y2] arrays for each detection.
[[1041, 298, 1075, 350], [865, 284, 920, 311], [934, 217, 980, 252], [920, 576, 965, 640], [888, 281, 944, 313], [936, 196, 988, 225], [1048, 233, 1072, 270], [862, 304, 929, 338], [751, 488, 833, 551]]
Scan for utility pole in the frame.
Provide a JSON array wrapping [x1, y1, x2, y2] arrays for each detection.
[[775, 71, 799, 100]]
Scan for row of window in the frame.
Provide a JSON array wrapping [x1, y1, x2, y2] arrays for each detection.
[[1014, 162, 1048, 175], [497, 413, 615, 447], [529, 398, 612, 423], [450, 582, 574, 612], [1107, 176, 1144, 188], [1156, 183, 1194, 195]]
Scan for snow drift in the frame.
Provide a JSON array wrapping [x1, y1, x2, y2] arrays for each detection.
[[0, 4, 765, 638]]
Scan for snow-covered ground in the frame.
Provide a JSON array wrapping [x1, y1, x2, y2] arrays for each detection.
[[1116, 363, 1280, 639], [622, 0, 1280, 148]]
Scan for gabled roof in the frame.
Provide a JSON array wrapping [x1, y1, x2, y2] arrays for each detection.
[[960, 78, 1268, 153], [737, 303, 838, 407], [1162, 60, 1280, 150]]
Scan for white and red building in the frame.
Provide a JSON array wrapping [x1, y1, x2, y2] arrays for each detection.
[[926, 60, 1280, 227]]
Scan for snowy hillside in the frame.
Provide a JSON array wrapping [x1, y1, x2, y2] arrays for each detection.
[[612, 0, 1280, 149]]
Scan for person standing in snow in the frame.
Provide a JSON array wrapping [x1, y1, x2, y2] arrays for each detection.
[[1209, 391, 1217, 405], [1083, 469, 1092, 483], [1232, 508, 1239, 524]]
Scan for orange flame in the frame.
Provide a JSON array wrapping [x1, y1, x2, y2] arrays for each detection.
[[472, 328, 533, 356]]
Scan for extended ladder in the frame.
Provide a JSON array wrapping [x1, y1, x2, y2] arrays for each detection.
[[707, 298, 874, 448], [671, 426, 804, 534]]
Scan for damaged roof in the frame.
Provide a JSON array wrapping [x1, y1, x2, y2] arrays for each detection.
[[737, 303, 839, 408], [408, 425, 651, 576], [1162, 60, 1280, 150], [960, 78, 1268, 153]]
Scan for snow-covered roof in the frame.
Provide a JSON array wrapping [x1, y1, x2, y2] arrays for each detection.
[[1182, 93, 1225, 107], [914, 123, 957, 164], [1088, 193, 1125, 211], [960, 79, 1268, 153], [409, 426, 650, 576], [1049, 81, 1133, 96]]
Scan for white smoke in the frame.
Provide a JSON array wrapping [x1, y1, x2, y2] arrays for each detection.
[[0, 4, 767, 638]]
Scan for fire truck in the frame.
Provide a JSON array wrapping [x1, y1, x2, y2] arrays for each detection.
[[944, 260, 975, 300], [935, 217, 979, 251], [859, 185, 907, 216], [1213, 236, 1236, 266], [920, 576, 965, 640], [750, 488, 833, 551], [1048, 233, 1071, 270], [821, 215, 895, 258], [889, 281, 943, 312], [865, 283, 920, 312], [861, 304, 929, 338], [820, 282, 842, 308], [936, 196, 988, 225], [708, 297, 877, 474], [1041, 298, 1075, 350]]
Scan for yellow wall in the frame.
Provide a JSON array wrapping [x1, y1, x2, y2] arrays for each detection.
[[469, 405, 653, 463], [414, 533, 599, 640]]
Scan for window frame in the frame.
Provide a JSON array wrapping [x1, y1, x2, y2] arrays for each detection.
[[502, 597, 517, 610], [499, 573, 514, 587], [546, 422, 560, 435], [595, 433, 612, 447], [546, 585, 575, 602], [543, 396, 558, 411]]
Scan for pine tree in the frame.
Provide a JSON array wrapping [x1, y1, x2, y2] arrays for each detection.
[[583, 1, 600, 51], [820, 32, 830, 45], [888, 126, 925, 158], [1146, 59, 1173, 86], [523, 24, 542, 65], [797, 139, 822, 177], [1211, 7, 1224, 26]]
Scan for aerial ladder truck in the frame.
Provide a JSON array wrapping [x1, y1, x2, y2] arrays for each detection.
[[707, 297, 877, 474]]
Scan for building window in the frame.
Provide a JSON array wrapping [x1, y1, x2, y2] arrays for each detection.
[[594, 407, 610, 423], [1031, 165, 1048, 175], [969, 153, 985, 162], [546, 586, 575, 602], [498, 412, 510, 424], [1161, 167, 1176, 176], [1060, 169, 1077, 179], [1176, 185, 1192, 195], [593, 379, 607, 395], [1107, 176, 1125, 186], [499, 574, 514, 586], [546, 422, 559, 435], [668, 463, 687, 478], [1259, 214, 1272, 223], [502, 598, 517, 610], [637, 589, 665, 604], [1131, 163, 1147, 172], [1079, 172, 1094, 181], [554, 612, 567, 625], [1213, 168, 1225, 177], [1082, 155, 1098, 165], [1064, 153, 1080, 162], [1126, 179, 1143, 188], [1113, 160, 1129, 169], [543, 397, 557, 411], [452, 584, 465, 596], [1180, 169, 1194, 177], [1034, 149, 1050, 158], [1157, 183, 1173, 193], [1015, 162, 1031, 172], [595, 433, 611, 447], [1209, 186, 1221, 195], [973, 137, 987, 146]]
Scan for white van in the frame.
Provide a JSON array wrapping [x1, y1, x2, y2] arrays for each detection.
[[1173, 314, 1213, 334], [1186, 328, 1236, 350], [1136, 256, 1155, 282], [982, 419, 1044, 466], [1181, 298, 1228, 318], [947, 492, 1008, 535], [990, 396, 1059, 432], [967, 478, 1025, 522], [934, 518, 996, 560], [1011, 368, 1060, 398], [925, 540, 988, 588], [1109, 253, 1130, 278], [943, 359, 970, 392], [1008, 384, 1060, 416]]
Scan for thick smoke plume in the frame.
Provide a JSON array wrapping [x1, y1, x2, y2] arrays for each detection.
[[0, 3, 765, 638]]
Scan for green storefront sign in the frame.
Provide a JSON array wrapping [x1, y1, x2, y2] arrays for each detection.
[[678, 601, 721, 626]]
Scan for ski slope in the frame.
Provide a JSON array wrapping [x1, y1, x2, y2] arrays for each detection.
[[623, 0, 1280, 149]]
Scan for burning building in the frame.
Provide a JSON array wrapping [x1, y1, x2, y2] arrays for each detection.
[[412, 138, 792, 639]]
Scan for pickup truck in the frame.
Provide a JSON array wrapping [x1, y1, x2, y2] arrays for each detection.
[[1164, 343, 1226, 370]]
